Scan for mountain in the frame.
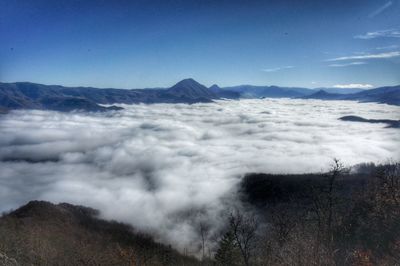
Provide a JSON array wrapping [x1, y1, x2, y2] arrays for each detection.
[[221, 85, 315, 98], [0, 201, 200, 265], [314, 88, 365, 94], [1, 81, 399, 112], [345, 85, 400, 105], [0, 79, 218, 112], [167, 78, 217, 100], [302, 85, 400, 105], [302, 90, 346, 100], [0, 82, 124, 112], [209, 84, 240, 99], [40, 97, 124, 112]]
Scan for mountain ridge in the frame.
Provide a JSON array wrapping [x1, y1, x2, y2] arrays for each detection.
[[1, 79, 399, 112], [303, 85, 400, 105]]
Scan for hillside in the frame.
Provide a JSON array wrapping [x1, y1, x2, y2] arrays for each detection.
[[0, 162, 399, 266], [0, 201, 200, 266], [237, 162, 400, 265]]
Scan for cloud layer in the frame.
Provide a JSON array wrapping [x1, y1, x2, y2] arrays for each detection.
[[0, 99, 399, 252], [333, 84, 373, 89]]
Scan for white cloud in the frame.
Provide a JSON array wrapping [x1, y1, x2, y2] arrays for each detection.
[[262, 66, 294, 72], [327, 51, 400, 61], [0, 100, 399, 252], [328, 61, 367, 67], [368, 1, 393, 18], [376, 45, 399, 50], [333, 84, 374, 89], [355, 29, 400, 39]]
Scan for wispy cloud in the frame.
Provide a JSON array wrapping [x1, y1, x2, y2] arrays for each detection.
[[328, 61, 367, 67], [333, 84, 373, 89], [376, 45, 399, 50], [327, 51, 400, 61], [355, 29, 400, 39], [368, 1, 392, 18], [262, 66, 294, 72]]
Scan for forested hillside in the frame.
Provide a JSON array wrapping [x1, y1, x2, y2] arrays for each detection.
[[1, 161, 399, 265]]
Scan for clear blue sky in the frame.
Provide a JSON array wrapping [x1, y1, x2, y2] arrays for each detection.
[[1, 0, 399, 89]]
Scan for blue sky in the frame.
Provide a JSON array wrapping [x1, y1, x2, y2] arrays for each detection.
[[1, 0, 399, 88]]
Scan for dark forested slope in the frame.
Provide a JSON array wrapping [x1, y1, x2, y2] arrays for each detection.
[[0, 201, 200, 266]]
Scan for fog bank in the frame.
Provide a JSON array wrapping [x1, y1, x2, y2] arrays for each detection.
[[0, 99, 399, 251]]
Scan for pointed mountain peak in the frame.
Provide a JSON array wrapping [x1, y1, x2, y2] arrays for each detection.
[[172, 78, 204, 88], [209, 84, 220, 90], [167, 79, 217, 99], [314, 89, 329, 95]]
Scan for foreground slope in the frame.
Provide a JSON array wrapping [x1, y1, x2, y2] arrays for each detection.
[[0, 201, 199, 266]]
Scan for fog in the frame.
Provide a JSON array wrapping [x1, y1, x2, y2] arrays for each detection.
[[0, 99, 399, 252]]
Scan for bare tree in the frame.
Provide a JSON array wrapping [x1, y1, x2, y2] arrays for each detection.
[[269, 203, 298, 246], [229, 211, 259, 266], [310, 158, 347, 260], [199, 221, 210, 261]]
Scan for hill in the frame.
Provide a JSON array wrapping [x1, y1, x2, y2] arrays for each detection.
[[0, 201, 200, 265]]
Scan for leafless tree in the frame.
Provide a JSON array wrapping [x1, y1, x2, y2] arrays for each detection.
[[199, 221, 210, 261], [229, 211, 259, 266]]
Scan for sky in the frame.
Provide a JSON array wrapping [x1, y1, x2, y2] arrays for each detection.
[[1, 0, 400, 89]]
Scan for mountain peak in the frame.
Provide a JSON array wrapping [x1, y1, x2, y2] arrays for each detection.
[[167, 79, 217, 100], [314, 89, 329, 95], [172, 78, 203, 87], [209, 84, 220, 90]]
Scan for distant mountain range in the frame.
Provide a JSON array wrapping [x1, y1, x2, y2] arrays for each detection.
[[0, 79, 219, 112], [222, 85, 314, 98], [302, 86, 400, 105], [0, 79, 399, 112]]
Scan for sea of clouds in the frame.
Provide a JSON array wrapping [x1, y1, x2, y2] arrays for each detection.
[[0, 99, 399, 252]]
